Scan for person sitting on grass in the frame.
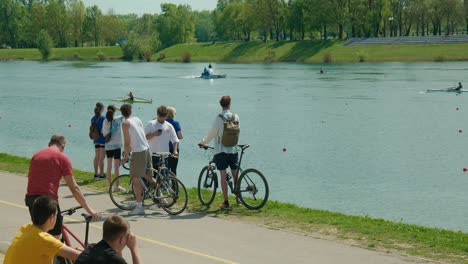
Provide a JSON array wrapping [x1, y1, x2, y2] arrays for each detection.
[[4, 196, 81, 264]]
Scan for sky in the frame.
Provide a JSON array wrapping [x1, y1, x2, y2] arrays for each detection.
[[82, 0, 218, 15]]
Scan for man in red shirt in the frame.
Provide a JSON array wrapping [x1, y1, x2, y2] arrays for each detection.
[[25, 134, 99, 237]]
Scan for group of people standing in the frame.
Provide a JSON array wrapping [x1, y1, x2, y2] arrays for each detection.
[[90, 102, 183, 215], [4, 94, 240, 263]]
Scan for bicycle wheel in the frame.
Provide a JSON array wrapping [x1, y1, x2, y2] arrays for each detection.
[[156, 176, 188, 215], [109, 174, 136, 210], [197, 165, 218, 206], [237, 168, 269, 210]]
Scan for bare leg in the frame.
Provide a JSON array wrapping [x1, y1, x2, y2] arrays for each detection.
[[93, 147, 99, 175], [219, 169, 229, 202], [113, 159, 120, 184], [132, 176, 143, 203], [106, 158, 113, 184], [231, 169, 239, 191], [98, 148, 105, 175]]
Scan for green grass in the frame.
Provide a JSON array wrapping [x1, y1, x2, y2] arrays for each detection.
[[157, 40, 468, 63], [2, 41, 468, 62], [1, 153, 468, 263], [0, 46, 122, 61]]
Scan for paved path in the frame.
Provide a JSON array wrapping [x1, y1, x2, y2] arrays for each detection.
[[0, 172, 434, 264]]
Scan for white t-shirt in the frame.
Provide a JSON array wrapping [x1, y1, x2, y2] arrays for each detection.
[[201, 110, 239, 155], [127, 116, 150, 152], [144, 120, 179, 153], [102, 115, 124, 151]]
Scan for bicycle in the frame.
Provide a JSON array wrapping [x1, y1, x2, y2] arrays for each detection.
[[109, 152, 188, 215], [55, 206, 92, 264], [197, 144, 269, 210]]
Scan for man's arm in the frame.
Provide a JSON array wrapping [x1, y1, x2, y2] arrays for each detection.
[[56, 245, 81, 261], [122, 121, 131, 164], [126, 232, 142, 264], [200, 117, 220, 145], [63, 175, 99, 221]]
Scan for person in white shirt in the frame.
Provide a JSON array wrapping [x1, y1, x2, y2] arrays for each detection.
[[145, 106, 179, 173], [199, 96, 239, 209], [120, 104, 155, 216], [208, 64, 215, 75]]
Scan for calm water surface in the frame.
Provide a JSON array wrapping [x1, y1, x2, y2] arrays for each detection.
[[1, 61, 468, 231]]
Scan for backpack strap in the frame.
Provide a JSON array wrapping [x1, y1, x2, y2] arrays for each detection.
[[218, 113, 235, 121]]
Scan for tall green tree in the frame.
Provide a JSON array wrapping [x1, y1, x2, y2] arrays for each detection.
[[329, 0, 348, 39], [84, 5, 102, 46], [69, 0, 85, 47], [195, 10, 216, 42], [0, 0, 23, 47], [46, 0, 69, 47], [156, 3, 196, 49]]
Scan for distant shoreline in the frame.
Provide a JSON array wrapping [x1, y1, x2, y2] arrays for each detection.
[[2, 40, 468, 63]]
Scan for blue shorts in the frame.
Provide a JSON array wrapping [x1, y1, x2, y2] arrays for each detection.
[[214, 153, 238, 171]]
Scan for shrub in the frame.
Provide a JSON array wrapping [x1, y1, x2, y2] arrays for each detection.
[[158, 53, 166, 61], [434, 56, 445, 62], [73, 53, 82, 60], [356, 50, 367, 62], [97, 51, 106, 61], [143, 52, 152, 62], [323, 53, 332, 63], [36, 30, 53, 60], [182, 52, 192, 63], [265, 51, 276, 62]]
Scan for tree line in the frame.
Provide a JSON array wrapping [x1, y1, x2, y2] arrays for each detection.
[[1, 0, 467, 54]]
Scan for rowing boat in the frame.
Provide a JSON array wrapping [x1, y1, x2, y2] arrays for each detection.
[[112, 98, 153, 103], [200, 74, 227, 79], [426, 89, 468, 93]]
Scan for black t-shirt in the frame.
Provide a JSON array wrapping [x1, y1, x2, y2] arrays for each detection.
[[75, 240, 127, 264]]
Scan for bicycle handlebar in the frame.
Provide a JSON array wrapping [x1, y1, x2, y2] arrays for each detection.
[[198, 144, 250, 150], [60, 206, 83, 216], [198, 144, 214, 150], [81, 213, 93, 223]]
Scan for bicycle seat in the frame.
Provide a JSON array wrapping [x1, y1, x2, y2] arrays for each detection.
[[153, 152, 171, 158], [238, 144, 250, 150]]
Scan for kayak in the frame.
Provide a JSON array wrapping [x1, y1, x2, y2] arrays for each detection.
[[112, 98, 153, 103], [426, 89, 468, 93], [200, 74, 227, 79]]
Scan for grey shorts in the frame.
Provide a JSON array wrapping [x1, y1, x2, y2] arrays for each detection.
[[130, 149, 153, 178]]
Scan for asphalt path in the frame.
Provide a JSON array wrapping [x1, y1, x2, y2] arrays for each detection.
[[0, 172, 434, 264]]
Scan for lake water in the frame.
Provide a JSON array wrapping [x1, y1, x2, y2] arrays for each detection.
[[1, 61, 468, 231]]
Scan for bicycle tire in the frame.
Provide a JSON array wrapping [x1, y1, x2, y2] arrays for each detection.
[[237, 168, 269, 210], [109, 174, 136, 210], [156, 175, 188, 215], [197, 165, 218, 206], [122, 160, 130, 170]]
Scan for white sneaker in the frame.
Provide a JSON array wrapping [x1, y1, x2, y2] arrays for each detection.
[[113, 186, 126, 192], [128, 207, 145, 216]]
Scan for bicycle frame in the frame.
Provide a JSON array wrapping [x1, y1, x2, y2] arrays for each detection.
[[60, 206, 92, 249]]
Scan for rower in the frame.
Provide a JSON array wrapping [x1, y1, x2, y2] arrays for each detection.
[[128, 91, 134, 101], [320, 68, 324, 74], [454, 82, 463, 91]]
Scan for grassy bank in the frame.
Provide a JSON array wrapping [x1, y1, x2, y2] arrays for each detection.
[[2, 41, 468, 63], [157, 40, 468, 63], [0, 46, 122, 61], [1, 153, 467, 263]]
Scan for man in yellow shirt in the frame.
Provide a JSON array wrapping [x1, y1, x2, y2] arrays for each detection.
[[4, 196, 81, 264]]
